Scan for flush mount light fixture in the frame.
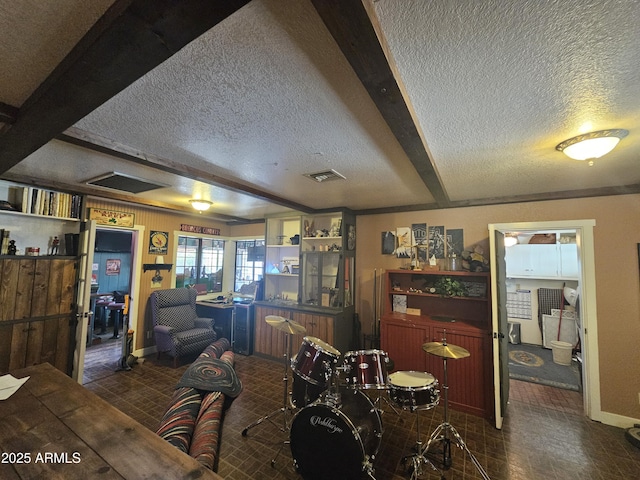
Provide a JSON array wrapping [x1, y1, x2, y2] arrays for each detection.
[[189, 199, 213, 212], [556, 129, 628, 161], [504, 234, 518, 247]]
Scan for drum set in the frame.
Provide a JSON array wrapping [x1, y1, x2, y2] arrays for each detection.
[[242, 315, 490, 480]]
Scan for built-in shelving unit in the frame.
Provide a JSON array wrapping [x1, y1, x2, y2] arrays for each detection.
[[0, 180, 84, 256], [253, 210, 355, 360], [380, 269, 493, 420]]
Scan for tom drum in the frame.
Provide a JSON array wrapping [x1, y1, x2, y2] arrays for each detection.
[[343, 349, 389, 389], [291, 336, 340, 386]]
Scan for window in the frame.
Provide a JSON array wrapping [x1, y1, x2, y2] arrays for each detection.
[[176, 236, 225, 292], [235, 239, 264, 291]]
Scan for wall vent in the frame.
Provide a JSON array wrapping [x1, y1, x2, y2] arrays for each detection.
[[86, 172, 168, 194], [303, 169, 346, 183]]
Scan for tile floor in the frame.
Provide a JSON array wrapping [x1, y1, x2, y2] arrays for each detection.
[[82, 342, 640, 479]]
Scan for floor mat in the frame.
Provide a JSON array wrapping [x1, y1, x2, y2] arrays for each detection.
[[508, 343, 581, 391]]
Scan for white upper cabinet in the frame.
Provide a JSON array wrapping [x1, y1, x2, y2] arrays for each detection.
[[506, 243, 578, 279]]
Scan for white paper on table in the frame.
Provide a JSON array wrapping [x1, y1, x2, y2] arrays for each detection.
[[0, 374, 30, 400]]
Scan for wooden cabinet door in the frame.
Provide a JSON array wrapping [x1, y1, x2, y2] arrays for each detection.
[[428, 326, 489, 417], [253, 305, 292, 359], [5, 317, 72, 374], [0, 258, 76, 375], [381, 317, 429, 373], [293, 312, 335, 347]]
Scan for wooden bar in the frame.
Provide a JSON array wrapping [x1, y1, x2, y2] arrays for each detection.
[[0, 363, 224, 480]]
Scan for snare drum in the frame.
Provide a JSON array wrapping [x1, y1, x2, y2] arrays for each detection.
[[343, 349, 389, 389], [292, 336, 341, 386], [387, 371, 439, 410]]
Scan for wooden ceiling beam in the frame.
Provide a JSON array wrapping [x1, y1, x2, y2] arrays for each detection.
[[355, 184, 640, 215], [310, 0, 450, 208], [0, 0, 251, 175]]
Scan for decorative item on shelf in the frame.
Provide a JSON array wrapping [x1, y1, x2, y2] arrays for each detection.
[[290, 234, 300, 245], [304, 220, 314, 237], [26, 247, 40, 256], [432, 277, 469, 298], [422, 254, 440, 271], [7, 240, 17, 255], [151, 256, 166, 283], [446, 253, 459, 271], [461, 245, 490, 272], [49, 236, 59, 255]]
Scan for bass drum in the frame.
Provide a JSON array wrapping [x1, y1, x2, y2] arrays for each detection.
[[290, 388, 382, 480]]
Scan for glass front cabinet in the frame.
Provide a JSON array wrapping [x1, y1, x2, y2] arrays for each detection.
[[300, 211, 355, 311], [255, 210, 356, 359]]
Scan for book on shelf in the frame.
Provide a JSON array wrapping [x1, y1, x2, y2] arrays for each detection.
[[0, 229, 9, 255], [8, 185, 82, 219]]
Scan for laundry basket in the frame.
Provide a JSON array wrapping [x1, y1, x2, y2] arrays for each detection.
[[550, 340, 573, 365]]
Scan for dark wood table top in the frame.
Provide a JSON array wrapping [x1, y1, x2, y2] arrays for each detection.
[[0, 363, 224, 479]]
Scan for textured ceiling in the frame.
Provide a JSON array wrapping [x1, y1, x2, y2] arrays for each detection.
[[1, 0, 639, 221]]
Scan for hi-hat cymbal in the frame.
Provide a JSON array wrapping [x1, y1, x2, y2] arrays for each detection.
[[422, 341, 470, 359], [265, 315, 306, 335]]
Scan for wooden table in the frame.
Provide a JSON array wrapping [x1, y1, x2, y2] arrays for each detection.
[[0, 363, 224, 479]]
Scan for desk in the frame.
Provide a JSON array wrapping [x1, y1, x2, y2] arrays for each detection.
[[0, 363, 223, 480]]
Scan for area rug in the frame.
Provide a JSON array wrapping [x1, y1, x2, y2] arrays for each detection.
[[508, 343, 581, 391]]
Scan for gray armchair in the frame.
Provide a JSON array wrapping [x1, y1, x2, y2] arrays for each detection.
[[150, 288, 217, 367]]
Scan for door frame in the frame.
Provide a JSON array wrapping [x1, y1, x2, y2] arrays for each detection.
[[72, 221, 145, 383], [489, 219, 600, 428]]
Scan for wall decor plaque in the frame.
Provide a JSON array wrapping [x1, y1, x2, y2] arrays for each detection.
[[89, 208, 135, 227]]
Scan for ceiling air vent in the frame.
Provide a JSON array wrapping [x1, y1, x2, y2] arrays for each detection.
[[303, 169, 346, 183], [86, 172, 169, 194]]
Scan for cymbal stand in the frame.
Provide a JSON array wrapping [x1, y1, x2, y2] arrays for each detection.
[[242, 330, 295, 466], [422, 345, 491, 480]]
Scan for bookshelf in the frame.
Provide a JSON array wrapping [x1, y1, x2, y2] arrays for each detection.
[[0, 181, 84, 256]]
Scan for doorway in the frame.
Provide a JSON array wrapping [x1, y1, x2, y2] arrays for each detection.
[[502, 229, 583, 401], [489, 220, 600, 429], [83, 228, 134, 384]]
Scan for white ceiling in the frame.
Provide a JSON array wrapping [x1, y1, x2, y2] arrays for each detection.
[[1, 0, 639, 222]]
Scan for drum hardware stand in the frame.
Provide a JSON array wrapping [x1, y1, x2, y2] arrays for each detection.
[[372, 390, 401, 415], [401, 405, 444, 480], [421, 335, 491, 480], [242, 316, 306, 467]]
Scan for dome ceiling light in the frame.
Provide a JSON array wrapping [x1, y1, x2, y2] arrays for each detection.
[[189, 199, 213, 212], [556, 129, 628, 164]]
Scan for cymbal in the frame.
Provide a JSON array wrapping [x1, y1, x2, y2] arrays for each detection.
[[265, 315, 306, 335], [422, 341, 470, 359]]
